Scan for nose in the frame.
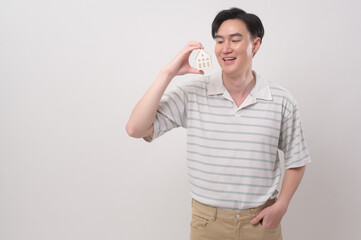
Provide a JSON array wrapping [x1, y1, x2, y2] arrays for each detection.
[[222, 41, 232, 54]]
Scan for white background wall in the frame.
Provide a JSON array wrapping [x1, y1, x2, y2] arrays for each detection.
[[1, 0, 361, 239]]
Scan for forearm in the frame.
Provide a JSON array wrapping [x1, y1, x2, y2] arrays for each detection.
[[276, 166, 306, 209], [126, 41, 204, 138], [126, 70, 173, 138], [250, 165, 307, 228]]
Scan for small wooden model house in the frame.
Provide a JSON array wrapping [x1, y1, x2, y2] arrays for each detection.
[[195, 49, 212, 70]]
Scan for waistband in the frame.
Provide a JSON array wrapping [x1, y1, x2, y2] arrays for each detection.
[[191, 198, 277, 222]]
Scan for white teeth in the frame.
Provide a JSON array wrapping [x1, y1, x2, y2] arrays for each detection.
[[224, 58, 236, 61]]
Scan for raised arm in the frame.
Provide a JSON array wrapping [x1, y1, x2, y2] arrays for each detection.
[[126, 41, 204, 138]]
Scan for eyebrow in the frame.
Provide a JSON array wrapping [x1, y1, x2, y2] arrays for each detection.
[[215, 33, 243, 39]]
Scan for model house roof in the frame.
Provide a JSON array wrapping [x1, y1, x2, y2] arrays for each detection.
[[195, 49, 212, 70], [195, 49, 210, 60]]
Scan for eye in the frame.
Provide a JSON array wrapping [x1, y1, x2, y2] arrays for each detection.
[[216, 41, 223, 44], [232, 40, 241, 43]]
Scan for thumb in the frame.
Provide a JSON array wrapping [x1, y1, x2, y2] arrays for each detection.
[[251, 211, 265, 225], [188, 67, 204, 75]]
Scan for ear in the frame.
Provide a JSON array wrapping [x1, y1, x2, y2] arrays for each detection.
[[252, 37, 261, 55]]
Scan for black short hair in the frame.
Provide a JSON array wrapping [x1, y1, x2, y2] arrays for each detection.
[[211, 8, 264, 43]]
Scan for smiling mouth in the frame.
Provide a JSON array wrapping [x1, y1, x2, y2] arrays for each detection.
[[223, 57, 236, 62]]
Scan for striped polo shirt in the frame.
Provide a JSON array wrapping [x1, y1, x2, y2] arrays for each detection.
[[144, 70, 311, 210]]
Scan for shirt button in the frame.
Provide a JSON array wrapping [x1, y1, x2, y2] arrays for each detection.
[[210, 216, 215, 221]]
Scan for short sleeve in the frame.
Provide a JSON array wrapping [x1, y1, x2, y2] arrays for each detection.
[[278, 100, 311, 169], [143, 85, 188, 142]]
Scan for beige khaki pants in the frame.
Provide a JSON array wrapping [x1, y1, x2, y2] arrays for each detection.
[[190, 198, 282, 240]]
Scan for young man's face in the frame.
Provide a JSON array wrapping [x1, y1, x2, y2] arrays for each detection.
[[214, 19, 260, 77]]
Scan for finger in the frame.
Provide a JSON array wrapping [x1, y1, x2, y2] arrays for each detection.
[[261, 220, 272, 229], [187, 40, 203, 47], [251, 211, 265, 225], [183, 45, 203, 56], [188, 68, 204, 75], [185, 41, 203, 51]]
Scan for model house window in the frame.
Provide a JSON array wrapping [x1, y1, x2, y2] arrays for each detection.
[[195, 49, 212, 70]]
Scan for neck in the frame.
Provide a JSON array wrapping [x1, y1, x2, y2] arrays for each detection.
[[222, 68, 255, 98]]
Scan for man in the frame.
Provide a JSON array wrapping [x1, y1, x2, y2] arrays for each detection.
[[126, 7, 311, 240]]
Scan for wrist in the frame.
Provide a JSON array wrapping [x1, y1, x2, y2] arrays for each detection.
[[160, 68, 176, 79], [275, 198, 289, 212], [157, 69, 175, 84]]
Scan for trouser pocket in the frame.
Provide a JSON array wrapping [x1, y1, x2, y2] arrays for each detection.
[[190, 209, 212, 229]]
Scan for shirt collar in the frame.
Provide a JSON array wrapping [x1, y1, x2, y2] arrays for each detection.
[[207, 70, 273, 101]]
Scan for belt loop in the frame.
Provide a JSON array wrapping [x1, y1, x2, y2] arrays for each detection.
[[250, 208, 255, 218], [215, 207, 218, 220], [211, 207, 217, 221]]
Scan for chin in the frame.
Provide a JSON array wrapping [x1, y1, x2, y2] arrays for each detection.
[[221, 66, 238, 76]]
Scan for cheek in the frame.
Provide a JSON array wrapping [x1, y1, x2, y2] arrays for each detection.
[[246, 44, 253, 54], [234, 43, 252, 55], [214, 46, 221, 56]]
